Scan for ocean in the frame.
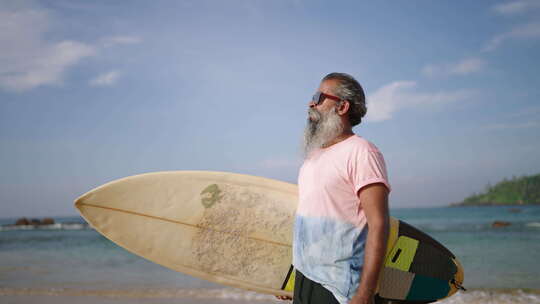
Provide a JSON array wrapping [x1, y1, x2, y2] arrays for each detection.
[[1, 206, 539, 303]]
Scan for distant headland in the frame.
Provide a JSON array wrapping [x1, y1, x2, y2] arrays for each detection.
[[451, 173, 540, 206]]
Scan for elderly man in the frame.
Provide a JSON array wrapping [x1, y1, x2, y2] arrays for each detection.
[[282, 73, 391, 304]]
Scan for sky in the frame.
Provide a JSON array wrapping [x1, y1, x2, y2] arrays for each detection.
[[1, 0, 539, 218]]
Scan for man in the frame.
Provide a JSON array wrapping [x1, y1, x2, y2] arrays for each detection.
[[282, 73, 390, 304]]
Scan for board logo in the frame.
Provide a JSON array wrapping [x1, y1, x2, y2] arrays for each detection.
[[200, 184, 223, 208]]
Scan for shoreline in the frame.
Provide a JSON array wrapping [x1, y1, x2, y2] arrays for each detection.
[[2, 287, 540, 304], [0, 295, 280, 304], [0, 287, 281, 302]]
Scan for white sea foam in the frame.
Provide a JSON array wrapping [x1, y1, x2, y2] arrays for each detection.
[[1, 288, 539, 303], [438, 290, 540, 304], [0, 223, 90, 232], [0, 225, 35, 231], [0, 287, 278, 301], [526, 222, 540, 228], [60, 223, 89, 230]]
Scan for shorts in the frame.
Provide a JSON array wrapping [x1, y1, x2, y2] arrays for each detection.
[[292, 270, 388, 304], [292, 271, 340, 304]]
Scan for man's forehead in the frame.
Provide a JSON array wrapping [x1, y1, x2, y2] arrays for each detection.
[[318, 79, 339, 93]]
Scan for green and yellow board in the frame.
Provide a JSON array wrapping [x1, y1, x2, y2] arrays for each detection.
[[376, 217, 464, 302], [75, 171, 464, 303]]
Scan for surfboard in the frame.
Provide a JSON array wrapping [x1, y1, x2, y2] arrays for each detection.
[[74, 171, 464, 302]]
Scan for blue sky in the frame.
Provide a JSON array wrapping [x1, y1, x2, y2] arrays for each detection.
[[1, 0, 539, 217]]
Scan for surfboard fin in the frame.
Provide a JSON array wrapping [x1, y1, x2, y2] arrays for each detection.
[[451, 279, 466, 291], [281, 265, 296, 292]]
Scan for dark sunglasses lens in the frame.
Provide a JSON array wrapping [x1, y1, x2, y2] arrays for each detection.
[[313, 92, 323, 105]]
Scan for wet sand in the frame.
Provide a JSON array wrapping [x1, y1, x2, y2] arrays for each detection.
[[0, 287, 285, 304], [2, 289, 540, 304], [1, 295, 282, 304]]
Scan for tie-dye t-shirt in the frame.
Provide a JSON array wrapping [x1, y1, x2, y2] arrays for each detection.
[[293, 135, 391, 304]]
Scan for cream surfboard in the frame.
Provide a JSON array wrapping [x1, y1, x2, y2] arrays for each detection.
[[74, 171, 464, 302]]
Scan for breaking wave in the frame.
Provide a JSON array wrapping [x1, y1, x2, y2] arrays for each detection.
[[0, 223, 90, 232]]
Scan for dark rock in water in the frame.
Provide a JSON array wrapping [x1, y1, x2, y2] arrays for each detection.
[[30, 219, 41, 226], [14, 217, 56, 226], [15, 218, 30, 225], [492, 221, 511, 228], [41, 218, 55, 225]]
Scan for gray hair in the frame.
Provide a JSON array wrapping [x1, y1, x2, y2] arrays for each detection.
[[322, 72, 366, 126]]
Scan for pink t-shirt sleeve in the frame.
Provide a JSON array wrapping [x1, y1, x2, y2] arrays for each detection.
[[350, 148, 391, 196]]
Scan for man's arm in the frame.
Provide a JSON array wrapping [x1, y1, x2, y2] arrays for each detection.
[[350, 183, 389, 304]]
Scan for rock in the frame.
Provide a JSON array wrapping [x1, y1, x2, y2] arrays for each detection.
[[15, 218, 30, 225], [492, 221, 511, 228], [41, 218, 55, 225], [30, 219, 41, 226]]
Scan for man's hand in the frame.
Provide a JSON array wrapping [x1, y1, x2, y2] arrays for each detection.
[[349, 293, 375, 304], [275, 295, 292, 301]]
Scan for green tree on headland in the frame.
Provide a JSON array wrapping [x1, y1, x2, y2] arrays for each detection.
[[454, 173, 540, 206]]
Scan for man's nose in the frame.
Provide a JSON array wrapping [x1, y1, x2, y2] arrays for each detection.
[[308, 100, 316, 108]]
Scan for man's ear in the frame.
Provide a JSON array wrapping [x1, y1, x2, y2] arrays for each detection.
[[337, 100, 350, 116]]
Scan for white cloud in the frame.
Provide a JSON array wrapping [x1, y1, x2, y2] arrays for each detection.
[[89, 70, 121, 87], [366, 81, 416, 122], [483, 22, 540, 51], [450, 58, 486, 75], [492, 0, 540, 15], [0, 5, 141, 92], [366, 81, 475, 122], [422, 58, 485, 77], [101, 35, 142, 48], [0, 8, 97, 92]]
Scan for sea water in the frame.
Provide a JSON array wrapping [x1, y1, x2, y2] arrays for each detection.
[[1, 206, 539, 302], [391, 206, 540, 289]]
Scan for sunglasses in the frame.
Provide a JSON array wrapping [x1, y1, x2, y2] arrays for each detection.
[[312, 91, 342, 105]]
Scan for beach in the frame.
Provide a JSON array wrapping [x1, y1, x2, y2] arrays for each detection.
[[2, 206, 540, 304], [0, 287, 283, 304], [2, 289, 540, 304]]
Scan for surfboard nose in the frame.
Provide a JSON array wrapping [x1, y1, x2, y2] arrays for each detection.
[[74, 187, 95, 211], [73, 194, 86, 210]]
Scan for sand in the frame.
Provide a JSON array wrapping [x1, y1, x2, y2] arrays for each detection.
[[1, 295, 283, 304], [2, 288, 540, 304]]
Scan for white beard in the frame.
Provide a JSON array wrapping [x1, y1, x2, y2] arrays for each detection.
[[302, 106, 344, 158]]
